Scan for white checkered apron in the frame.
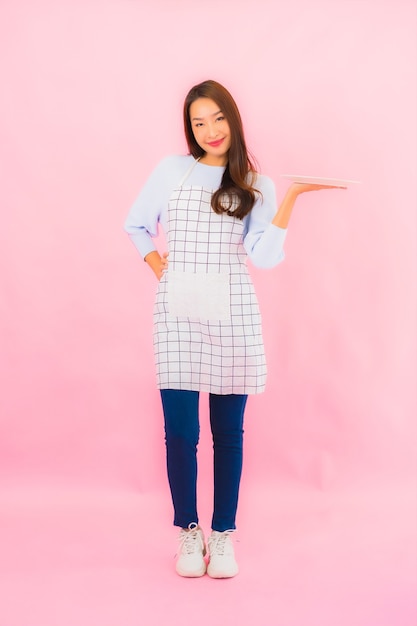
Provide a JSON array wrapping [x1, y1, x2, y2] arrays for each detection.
[[153, 171, 267, 394]]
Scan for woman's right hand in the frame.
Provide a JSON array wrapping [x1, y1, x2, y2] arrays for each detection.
[[159, 252, 169, 279], [144, 250, 169, 280]]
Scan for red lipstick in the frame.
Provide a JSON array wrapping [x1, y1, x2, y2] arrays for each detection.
[[208, 138, 224, 147]]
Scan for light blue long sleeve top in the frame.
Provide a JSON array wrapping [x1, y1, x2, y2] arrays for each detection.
[[124, 154, 287, 269]]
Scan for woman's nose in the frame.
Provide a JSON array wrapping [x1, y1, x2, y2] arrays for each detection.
[[207, 123, 218, 138]]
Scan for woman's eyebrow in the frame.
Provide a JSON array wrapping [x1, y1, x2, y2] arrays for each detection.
[[191, 110, 222, 121]]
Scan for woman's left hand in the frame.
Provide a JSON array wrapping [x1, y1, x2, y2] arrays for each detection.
[[272, 182, 347, 229], [291, 182, 347, 194]]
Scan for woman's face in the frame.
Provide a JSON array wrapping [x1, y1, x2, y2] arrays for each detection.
[[189, 97, 231, 166]]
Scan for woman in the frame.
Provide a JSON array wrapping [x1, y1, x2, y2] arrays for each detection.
[[124, 79, 344, 578]]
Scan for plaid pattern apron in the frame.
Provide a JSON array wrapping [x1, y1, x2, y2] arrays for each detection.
[[153, 161, 266, 394]]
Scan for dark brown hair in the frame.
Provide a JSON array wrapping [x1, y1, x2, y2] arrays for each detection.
[[183, 80, 259, 219]]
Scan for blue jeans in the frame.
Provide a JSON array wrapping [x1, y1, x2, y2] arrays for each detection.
[[160, 389, 248, 532]]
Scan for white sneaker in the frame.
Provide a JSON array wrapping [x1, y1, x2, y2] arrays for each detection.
[[207, 530, 239, 578], [175, 523, 207, 577]]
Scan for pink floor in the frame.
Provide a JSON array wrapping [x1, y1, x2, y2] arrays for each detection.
[[1, 481, 415, 626]]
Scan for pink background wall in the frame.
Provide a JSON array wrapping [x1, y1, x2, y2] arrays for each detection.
[[1, 0, 415, 491], [0, 1, 416, 624]]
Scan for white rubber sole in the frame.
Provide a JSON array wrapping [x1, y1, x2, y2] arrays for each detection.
[[207, 561, 239, 579]]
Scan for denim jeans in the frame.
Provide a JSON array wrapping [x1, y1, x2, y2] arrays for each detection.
[[160, 389, 248, 532]]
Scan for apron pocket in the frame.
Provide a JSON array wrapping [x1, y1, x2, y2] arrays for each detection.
[[167, 270, 230, 321]]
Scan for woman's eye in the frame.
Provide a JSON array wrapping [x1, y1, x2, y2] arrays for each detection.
[[195, 123, 203, 127], [216, 116, 224, 122]]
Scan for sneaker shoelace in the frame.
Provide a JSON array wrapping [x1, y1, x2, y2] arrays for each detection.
[[179, 527, 203, 556], [210, 531, 234, 556]]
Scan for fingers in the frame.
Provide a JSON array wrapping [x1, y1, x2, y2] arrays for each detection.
[[161, 251, 169, 274], [315, 184, 347, 190], [295, 182, 347, 193]]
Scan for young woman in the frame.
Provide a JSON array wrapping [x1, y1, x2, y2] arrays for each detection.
[[125, 80, 344, 578]]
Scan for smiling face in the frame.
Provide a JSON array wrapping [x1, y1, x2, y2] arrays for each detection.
[[189, 97, 231, 166]]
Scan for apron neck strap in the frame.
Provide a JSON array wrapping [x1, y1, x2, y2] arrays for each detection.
[[178, 157, 201, 187]]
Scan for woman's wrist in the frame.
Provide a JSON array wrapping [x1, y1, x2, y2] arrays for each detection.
[[144, 251, 162, 277], [272, 184, 299, 229]]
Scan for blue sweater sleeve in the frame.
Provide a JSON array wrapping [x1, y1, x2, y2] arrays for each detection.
[[243, 174, 287, 269], [124, 156, 179, 258]]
